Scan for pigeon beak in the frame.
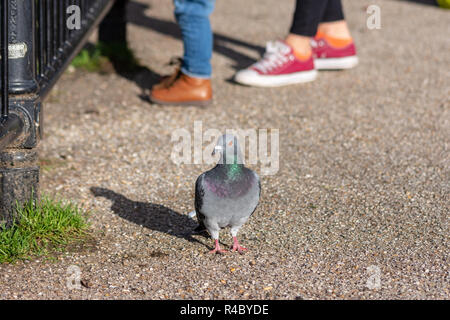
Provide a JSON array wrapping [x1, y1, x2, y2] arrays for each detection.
[[212, 145, 223, 156]]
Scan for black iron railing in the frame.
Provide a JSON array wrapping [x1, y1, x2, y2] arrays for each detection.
[[35, 0, 115, 98], [0, 0, 123, 225], [4, 0, 115, 98], [1, 0, 8, 119], [0, 0, 24, 152]]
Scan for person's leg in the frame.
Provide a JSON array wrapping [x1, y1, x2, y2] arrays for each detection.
[[150, 0, 215, 106], [313, 0, 358, 69], [289, 0, 330, 37], [174, 0, 215, 78], [318, 0, 351, 40], [287, 0, 356, 63], [233, 0, 357, 87], [234, 0, 322, 87], [286, 0, 330, 58]]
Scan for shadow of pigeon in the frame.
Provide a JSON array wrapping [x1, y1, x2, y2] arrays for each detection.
[[90, 187, 206, 245]]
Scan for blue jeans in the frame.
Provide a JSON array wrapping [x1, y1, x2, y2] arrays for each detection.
[[174, 0, 215, 78]]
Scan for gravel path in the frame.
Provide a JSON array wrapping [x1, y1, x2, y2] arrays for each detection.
[[0, 0, 448, 299]]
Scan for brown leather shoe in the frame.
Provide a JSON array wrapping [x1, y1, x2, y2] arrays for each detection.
[[150, 73, 212, 107], [152, 59, 182, 90]]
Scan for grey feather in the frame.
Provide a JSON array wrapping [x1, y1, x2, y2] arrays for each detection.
[[194, 134, 261, 240]]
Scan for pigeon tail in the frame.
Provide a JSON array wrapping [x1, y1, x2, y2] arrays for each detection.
[[188, 210, 208, 234]]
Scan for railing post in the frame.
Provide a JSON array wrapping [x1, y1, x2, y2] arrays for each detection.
[[0, 0, 116, 227], [8, 0, 39, 94], [0, 150, 39, 227], [0, 0, 40, 227]]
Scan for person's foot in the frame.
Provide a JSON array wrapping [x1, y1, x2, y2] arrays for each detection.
[[152, 69, 181, 91], [234, 41, 317, 87], [150, 72, 212, 106], [311, 31, 358, 70], [152, 57, 183, 90]]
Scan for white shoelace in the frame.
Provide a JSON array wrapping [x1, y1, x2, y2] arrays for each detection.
[[252, 41, 292, 73]]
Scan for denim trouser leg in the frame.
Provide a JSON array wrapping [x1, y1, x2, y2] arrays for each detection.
[[174, 0, 215, 78]]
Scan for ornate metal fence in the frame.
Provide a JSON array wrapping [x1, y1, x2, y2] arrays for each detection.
[[0, 0, 120, 225]]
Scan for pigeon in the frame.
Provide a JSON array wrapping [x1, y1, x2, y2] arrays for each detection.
[[194, 134, 261, 254]]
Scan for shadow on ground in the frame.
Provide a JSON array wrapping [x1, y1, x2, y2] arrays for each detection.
[[78, 42, 161, 94], [90, 187, 206, 245], [79, 1, 263, 97], [126, 0, 264, 70], [94, 0, 441, 93], [118, 65, 160, 93]]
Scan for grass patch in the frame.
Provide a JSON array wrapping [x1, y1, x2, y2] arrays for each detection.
[[71, 41, 140, 73], [0, 196, 90, 264], [71, 44, 110, 73]]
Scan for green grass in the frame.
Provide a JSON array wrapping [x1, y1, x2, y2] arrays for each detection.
[[71, 41, 140, 73], [71, 45, 110, 72], [0, 196, 90, 264]]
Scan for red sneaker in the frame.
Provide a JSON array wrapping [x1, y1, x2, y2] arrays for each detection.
[[312, 32, 358, 70], [234, 41, 317, 87]]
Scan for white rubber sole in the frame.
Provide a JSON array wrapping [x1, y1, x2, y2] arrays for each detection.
[[234, 69, 318, 87], [314, 56, 359, 70]]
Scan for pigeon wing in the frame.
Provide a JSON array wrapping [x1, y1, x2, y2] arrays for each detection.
[[194, 173, 207, 230], [250, 171, 261, 217]]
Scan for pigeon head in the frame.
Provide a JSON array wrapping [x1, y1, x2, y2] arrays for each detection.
[[213, 134, 244, 165]]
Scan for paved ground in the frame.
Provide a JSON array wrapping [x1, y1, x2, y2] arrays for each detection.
[[0, 0, 449, 299]]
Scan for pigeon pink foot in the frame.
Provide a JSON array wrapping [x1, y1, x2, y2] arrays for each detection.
[[231, 236, 247, 253], [210, 239, 227, 254]]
